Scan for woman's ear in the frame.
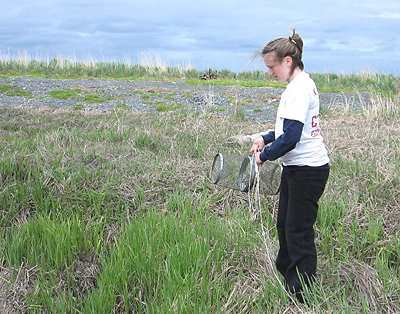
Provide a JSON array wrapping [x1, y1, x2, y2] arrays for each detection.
[[285, 56, 292, 67]]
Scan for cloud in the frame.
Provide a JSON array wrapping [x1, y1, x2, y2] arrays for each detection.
[[0, 0, 399, 74]]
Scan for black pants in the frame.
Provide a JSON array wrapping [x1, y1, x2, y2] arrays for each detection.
[[276, 164, 329, 302]]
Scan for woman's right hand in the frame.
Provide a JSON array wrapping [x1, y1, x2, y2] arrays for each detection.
[[250, 136, 265, 153]]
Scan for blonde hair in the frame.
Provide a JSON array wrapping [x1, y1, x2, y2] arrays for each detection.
[[259, 28, 304, 75]]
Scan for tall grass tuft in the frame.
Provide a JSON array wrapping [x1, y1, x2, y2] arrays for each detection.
[[84, 194, 260, 312]]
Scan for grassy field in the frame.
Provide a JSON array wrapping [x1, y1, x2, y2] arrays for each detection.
[[1, 59, 400, 313]]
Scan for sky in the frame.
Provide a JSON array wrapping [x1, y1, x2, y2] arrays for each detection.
[[1, 0, 400, 75]]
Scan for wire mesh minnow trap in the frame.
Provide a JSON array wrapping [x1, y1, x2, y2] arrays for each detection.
[[210, 152, 281, 194]]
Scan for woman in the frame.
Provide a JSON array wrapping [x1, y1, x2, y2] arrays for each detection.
[[250, 29, 329, 303]]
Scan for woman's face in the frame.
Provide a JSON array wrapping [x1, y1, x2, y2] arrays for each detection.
[[263, 52, 292, 83]]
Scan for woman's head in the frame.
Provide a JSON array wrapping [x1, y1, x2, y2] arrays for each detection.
[[259, 28, 304, 82]]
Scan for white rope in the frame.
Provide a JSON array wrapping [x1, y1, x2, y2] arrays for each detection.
[[249, 156, 304, 312]]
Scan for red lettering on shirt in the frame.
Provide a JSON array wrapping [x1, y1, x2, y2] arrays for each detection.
[[311, 114, 319, 128], [311, 129, 321, 137]]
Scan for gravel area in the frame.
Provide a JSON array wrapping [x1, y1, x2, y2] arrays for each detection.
[[0, 76, 373, 124]]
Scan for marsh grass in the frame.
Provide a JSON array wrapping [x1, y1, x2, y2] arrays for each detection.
[[0, 86, 400, 312]]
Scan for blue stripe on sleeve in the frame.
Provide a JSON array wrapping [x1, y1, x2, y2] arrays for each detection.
[[259, 119, 304, 162], [262, 131, 275, 144]]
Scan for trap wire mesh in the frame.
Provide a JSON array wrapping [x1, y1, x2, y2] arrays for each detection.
[[210, 152, 281, 194], [210, 153, 246, 191], [259, 162, 281, 195]]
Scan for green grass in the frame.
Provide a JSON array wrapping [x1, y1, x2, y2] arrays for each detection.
[[48, 88, 116, 103], [84, 93, 115, 103], [0, 74, 400, 312], [0, 83, 32, 97], [49, 88, 83, 99], [84, 199, 258, 313], [156, 102, 183, 112], [72, 103, 84, 110]]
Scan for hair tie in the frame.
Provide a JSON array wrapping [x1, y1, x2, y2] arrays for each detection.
[[289, 37, 301, 52]]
